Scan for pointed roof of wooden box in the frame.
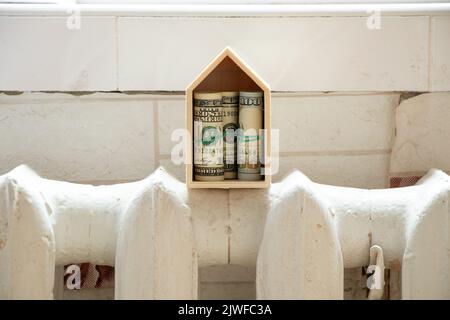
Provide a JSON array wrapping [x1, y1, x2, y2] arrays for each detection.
[[186, 47, 271, 92]]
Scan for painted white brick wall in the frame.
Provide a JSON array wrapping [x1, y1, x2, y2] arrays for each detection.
[[199, 265, 256, 300], [0, 13, 449, 92], [272, 94, 397, 153], [0, 93, 155, 183], [391, 92, 450, 176], [272, 93, 398, 188], [431, 17, 450, 91], [118, 17, 429, 91], [275, 153, 390, 188], [0, 17, 117, 91]]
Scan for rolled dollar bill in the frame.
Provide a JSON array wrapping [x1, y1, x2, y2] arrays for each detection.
[[238, 91, 263, 181], [193, 92, 224, 181], [222, 92, 239, 180]]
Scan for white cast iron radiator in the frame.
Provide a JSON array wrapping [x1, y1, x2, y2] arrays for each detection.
[[257, 169, 450, 299], [0, 165, 197, 299], [0, 165, 449, 299]]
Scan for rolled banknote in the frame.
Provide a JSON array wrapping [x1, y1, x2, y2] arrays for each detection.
[[193, 92, 224, 181], [222, 92, 239, 180], [238, 91, 264, 181]]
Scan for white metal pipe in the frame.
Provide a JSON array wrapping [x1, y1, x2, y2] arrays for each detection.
[[1, 3, 450, 17]]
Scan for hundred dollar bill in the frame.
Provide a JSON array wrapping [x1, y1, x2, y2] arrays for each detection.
[[193, 92, 224, 181], [222, 92, 239, 180], [237, 91, 264, 181]]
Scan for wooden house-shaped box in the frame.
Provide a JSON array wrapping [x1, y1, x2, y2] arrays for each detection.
[[186, 47, 271, 188]]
